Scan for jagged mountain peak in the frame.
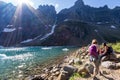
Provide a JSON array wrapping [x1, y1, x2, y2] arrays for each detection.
[[0, 1, 6, 4], [74, 0, 85, 7], [0, 1, 6, 7]]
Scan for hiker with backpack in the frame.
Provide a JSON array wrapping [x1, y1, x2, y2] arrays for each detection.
[[100, 42, 114, 60], [88, 39, 101, 78]]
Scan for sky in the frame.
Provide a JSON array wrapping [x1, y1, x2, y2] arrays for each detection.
[[1, 0, 120, 12]]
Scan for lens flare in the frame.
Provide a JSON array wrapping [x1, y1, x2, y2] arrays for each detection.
[[18, 0, 34, 6]]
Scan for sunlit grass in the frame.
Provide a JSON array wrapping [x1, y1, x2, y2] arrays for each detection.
[[110, 42, 120, 52], [69, 73, 81, 80], [69, 72, 87, 80]]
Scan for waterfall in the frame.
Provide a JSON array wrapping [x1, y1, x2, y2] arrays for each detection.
[[40, 18, 57, 40], [20, 18, 57, 43]]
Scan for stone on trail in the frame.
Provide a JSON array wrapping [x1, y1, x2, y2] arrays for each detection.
[[84, 63, 94, 74], [116, 63, 120, 69], [63, 65, 78, 76], [25, 75, 44, 80], [57, 71, 68, 80], [77, 66, 88, 74], [68, 59, 74, 65], [101, 61, 116, 69], [74, 58, 80, 63]]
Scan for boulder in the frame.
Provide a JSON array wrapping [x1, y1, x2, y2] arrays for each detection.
[[25, 75, 44, 80], [50, 68, 59, 73], [48, 76, 53, 80], [40, 73, 48, 79], [77, 66, 88, 74], [73, 58, 82, 65], [63, 65, 78, 76], [116, 63, 120, 69], [116, 54, 120, 62], [74, 58, 80, 63], [68, 59, 74, 65], [109, 54, 117, 60], [85, 63, 94, 74], [55, 71, 60, 76], [101, 61, 116, 69], [77, 66, 90, 78], [102, 71, 110, 75], [57, 71, 68, 80], [81, 56, 85, 59], [101, 54, 117, 62], [25, 76, 34, 80], [85, 55, 89, 59]]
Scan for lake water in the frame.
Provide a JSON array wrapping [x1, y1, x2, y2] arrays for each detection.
[[0, 46, 78, 79]]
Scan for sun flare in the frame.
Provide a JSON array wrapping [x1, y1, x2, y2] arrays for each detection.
[[18, 0, 34, 6]]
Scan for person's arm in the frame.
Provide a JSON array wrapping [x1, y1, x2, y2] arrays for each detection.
[[103, 46, 108, 54]]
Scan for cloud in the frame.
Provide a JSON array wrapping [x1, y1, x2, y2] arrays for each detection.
[[55, 3, 59, 9], [49, 3, 59, 9]]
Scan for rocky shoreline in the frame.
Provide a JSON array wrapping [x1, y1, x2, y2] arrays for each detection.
[[25, 47, 120, 80]]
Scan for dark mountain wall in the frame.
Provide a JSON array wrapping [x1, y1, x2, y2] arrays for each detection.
[[57, 0, 120, 24], [0, 0, 120, 47], [0, 2, 56, 46]]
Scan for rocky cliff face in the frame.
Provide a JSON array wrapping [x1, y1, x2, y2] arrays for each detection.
[[36, 0, 120, 46], [57, 0, 120, 24], [40, 21, 120, 46], [0, 2, 56, 46], [0, 2, 16, 30], [0, 0, 120, 46]]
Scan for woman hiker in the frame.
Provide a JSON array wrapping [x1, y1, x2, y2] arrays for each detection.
[[88, 39, 101, 78]]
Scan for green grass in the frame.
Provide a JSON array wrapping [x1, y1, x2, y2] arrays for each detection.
[[69, 73, 81, 80], [110, 42, 120, 52], [69, 72, 87, 80]]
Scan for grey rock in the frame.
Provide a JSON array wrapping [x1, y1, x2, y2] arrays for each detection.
[[101, 61, 116, 69], [116, 63, 120, 69], [85, 63, 94, 74], [63, 65, 78, 76], [57, 71, 68, 80]]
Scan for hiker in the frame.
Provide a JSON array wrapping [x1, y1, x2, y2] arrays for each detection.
[[100, 42, 114, 60], [88, 39, 100, 78]]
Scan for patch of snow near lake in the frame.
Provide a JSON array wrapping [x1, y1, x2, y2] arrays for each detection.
[[106, 22, 109, 23], [97, 22, 102, 24], [62, 48, 69, 51], [64, 19, 69, 21], [41, 47, 52, 50], [7, 25, 13, 27], [111, 25, 116, 29], [21, 39, 33, 43], [3, 28, 16, 32], [94, 29, 98, 32]]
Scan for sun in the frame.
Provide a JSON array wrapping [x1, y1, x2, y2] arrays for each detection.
[[18, 0, 34, 6]]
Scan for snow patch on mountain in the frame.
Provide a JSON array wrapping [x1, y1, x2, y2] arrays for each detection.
[[3, 28, 16, 32], [111, 25, 116, 29], [21, 39, 33, 43]]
